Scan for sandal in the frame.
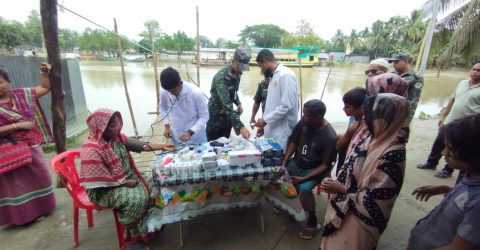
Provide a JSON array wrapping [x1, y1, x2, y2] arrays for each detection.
[[299, 227, 316, 240], [272, 205, 282, 215]]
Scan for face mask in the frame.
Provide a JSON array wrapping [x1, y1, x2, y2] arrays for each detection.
[[264, 68, 274, 78]]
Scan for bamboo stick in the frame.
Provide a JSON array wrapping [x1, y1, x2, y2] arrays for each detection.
[[298, 58, 303, 115], [149, 26, 161, 113], [114, 18, 139, 137], [196, 6, 201, 86]]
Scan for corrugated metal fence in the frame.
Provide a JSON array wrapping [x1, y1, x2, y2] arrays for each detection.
[[0, 56, 89, 137]]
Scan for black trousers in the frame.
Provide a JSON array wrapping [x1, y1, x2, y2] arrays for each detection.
[[207, 125, 232, 141], [426, 127, 452, 173]]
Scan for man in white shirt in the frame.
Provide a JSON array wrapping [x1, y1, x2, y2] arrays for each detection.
[[417, 61, 480, 179], [159, 67, 209, 145], [255, 49, 299, 149]]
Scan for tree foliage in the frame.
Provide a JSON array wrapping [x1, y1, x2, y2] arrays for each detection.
[[282, 20, 326, 49], [137, 20, 161, 53], [59, 29, 79, 52], [239, 24, 287, 48], [438, 0, 480, 62], [215, 38, 239, 49], [77, 28, 118, 55], [162, 31, 195, 54], [1, 7, 476, 67], [326, 12, 427, 59], [200, 36, 214, 48], [137, 21, 195, 55], [0, 18, 27, 51], [24, 10, 43, 48], [329, 30, 347, 52], [0, 11, 44, 51]]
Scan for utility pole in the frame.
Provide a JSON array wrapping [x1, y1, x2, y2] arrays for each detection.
[[196, 6, 201, 86], [114, 18, 139, 137]]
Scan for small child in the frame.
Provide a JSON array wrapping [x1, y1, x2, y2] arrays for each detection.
[[408, 114, 480, 250], [336, 87, 367, 170]]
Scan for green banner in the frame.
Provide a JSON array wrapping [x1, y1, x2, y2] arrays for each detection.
[[291, 45, 321, 59]]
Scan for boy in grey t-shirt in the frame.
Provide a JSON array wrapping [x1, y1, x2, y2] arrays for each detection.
[[408, 114, 480, 250]]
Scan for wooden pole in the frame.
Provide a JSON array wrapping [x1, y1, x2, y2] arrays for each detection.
[[148, 25, 161, 113], [321, 67, 332, 100], [40, 0, 66, 153], [40, 0, 66, 188], [196, 6, 201, 86], [298, 58, 303, 115], [114, 18, 139, 137]]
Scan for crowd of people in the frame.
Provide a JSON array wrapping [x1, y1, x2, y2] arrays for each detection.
[[0, 48, 479, 250]]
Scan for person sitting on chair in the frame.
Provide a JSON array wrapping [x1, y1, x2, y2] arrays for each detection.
[[282, 99, 337, 240], [79, 108, 174, 249]]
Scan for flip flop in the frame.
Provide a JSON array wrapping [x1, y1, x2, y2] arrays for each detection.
[[299, 227, 316, 240]]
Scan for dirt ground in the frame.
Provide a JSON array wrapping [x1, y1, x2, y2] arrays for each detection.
[[0, 118, 457, 250]]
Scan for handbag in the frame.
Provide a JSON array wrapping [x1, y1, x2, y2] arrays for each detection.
[[0, 136, 33, 174]]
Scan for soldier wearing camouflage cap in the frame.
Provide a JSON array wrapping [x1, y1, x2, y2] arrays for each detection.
[[206, 48, 251, 140], [389, 52, 424, 127]]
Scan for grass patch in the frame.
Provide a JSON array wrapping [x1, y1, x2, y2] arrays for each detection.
[[42, 131, 88, 153]]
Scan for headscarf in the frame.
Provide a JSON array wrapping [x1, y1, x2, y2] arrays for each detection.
[[79, 109, 131, 189], [360, 93, 409, 184], [324, 93, 409, 238], [0, 88, 52, 145], [367, 73, 408, 98]]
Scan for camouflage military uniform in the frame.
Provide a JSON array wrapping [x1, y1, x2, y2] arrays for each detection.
[[206, 66, 244, 140], [253, 78, 270, 112], [396, 70, 424, 125]]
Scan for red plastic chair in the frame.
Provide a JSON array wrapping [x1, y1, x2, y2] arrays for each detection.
[[51, 150, 127, 249]]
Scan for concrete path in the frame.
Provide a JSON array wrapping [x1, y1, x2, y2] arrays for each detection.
[[0, 119, 456, 250]]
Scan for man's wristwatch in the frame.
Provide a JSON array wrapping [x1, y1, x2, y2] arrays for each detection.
[[187, 129, 195, 136]]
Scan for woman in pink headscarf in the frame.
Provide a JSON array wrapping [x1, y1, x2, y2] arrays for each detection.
[[80, 108, 174, 248], [367, 72, 409, 97]]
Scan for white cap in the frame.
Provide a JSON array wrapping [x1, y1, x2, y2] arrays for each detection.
[[369, 58, 390, 69]]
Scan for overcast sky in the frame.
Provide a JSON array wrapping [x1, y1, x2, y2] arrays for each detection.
[[4, 0, 429, 41]]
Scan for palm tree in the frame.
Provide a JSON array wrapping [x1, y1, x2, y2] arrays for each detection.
[[405, 10, 426, 45], [429, 0, 480, 59]]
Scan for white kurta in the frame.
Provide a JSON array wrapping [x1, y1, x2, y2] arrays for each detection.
[[263, 64, 299, 149], [159, 81, 209, 145]]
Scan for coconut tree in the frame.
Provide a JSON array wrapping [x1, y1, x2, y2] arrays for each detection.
[[432, 0, 480, 59], [405, 10, 427, 45]]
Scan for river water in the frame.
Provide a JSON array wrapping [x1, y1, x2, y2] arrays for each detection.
[[80, 60, 467, 135]]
